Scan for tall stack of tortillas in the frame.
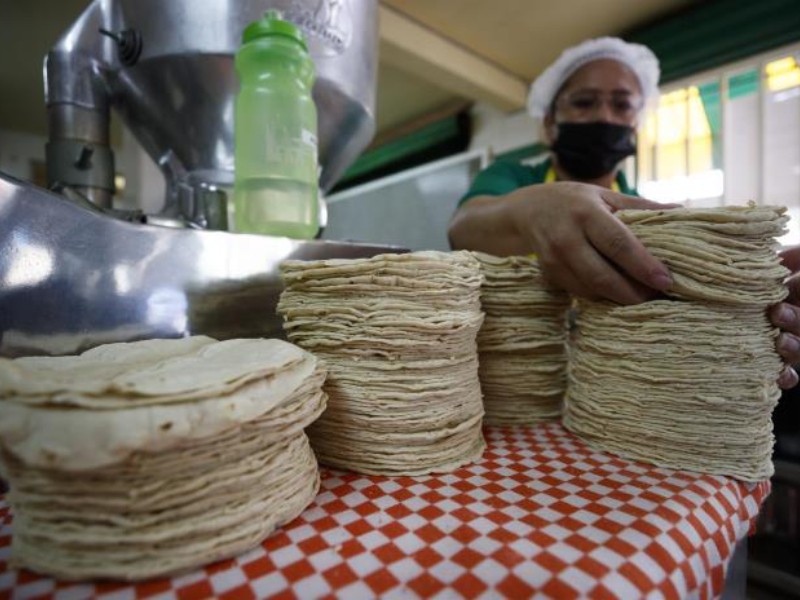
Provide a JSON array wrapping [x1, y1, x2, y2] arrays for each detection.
[[278, 251, 486, 475], [472, 253, 571, 424], [564, 206, 789, 481], [0, 336, 326, 580]]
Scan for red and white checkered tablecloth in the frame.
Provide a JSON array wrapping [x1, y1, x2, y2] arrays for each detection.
[[0, 424, 768, 600]]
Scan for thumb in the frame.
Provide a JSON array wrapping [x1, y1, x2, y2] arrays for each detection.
[[600, 190, 682, 213], [780, 245, 800, 275]]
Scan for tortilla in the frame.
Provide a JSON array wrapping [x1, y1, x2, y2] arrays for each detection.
[[565, 205, 788, 482], [278, 251, 486, 475], [0, 336, 326, 580], [471, 253, 571, 425]]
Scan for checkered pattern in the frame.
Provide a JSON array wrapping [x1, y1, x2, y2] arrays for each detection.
[[0, 424, 768, 599]]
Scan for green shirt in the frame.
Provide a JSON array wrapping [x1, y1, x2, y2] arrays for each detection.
[[459, 158, 637, 206]]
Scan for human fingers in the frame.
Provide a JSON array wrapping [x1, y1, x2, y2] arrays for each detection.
[[582, 206, 673, 293], [778, 365, 798, 390], [600, 191, 682, 212], [537, 255, 595, 299], [768, 256, 800, 389], [779, 245, 800, 274], [777, 330, 800, 365], [771, 302, 800, 337], [528, 205, 640, 303], [563, 236, 658, 305], [788, 274, 800, 304], [539, 255, 657, 306]]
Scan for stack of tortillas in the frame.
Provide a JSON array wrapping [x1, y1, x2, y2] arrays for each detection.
[[564, 205, 789, 481], [472, 253, 571, 424], [278, 251, 486, 475], [0, 336, 326, 581]]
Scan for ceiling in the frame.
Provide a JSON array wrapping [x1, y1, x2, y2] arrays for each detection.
[[0, 0, 695, 141]]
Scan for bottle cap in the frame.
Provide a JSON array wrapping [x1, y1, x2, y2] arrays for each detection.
[[242, 10, 307, 49]]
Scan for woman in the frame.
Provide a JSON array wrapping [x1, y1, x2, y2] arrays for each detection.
[[449, 37, 799, 388]]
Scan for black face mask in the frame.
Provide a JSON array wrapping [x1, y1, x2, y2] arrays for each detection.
[[550, 122, 636, 180]]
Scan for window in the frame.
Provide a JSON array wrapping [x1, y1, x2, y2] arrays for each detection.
[[636, 44, 800, 245]]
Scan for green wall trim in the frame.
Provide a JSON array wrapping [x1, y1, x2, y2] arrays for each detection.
[[339, 116, 461, 184], [626, 0, 800, 84], [728, 69, 759, 99], [697, 81, 722, 168]]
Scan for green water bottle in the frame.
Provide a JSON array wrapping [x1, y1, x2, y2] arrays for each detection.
[[232, 10, 319, 238]]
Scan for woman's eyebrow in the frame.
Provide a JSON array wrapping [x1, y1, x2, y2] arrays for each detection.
[[568, 87, 637, 94]]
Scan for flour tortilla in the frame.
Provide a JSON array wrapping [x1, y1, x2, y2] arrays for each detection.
[[617, 205, 789, 305], [564, 298, 783, 482], [278, 250, 487, 475], [8, 436, 320, 581], [0, 354, 322, 471], [0, 336, 328, 581], [0, 337, 308, 405], [470, 252, 570, 424]]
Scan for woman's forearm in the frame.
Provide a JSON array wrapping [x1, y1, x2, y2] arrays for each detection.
[[447, 181, 674, 305], [448, 192, 531, 256]]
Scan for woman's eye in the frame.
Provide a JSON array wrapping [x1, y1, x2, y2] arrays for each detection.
[[571, 98, 596, 110]]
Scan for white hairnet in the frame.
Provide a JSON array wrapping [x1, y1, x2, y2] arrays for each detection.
[[527, 37, 660, 119]]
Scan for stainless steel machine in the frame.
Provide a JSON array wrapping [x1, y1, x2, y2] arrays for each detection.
[[0, 0, 402, 358], [45, 0, 377, 222]]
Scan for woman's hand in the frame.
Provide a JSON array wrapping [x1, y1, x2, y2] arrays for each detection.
[[771, 246, 800, 389], [510, 182, 675, 304]]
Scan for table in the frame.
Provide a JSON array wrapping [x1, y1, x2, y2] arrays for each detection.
[[0, 424, 769, 599]]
